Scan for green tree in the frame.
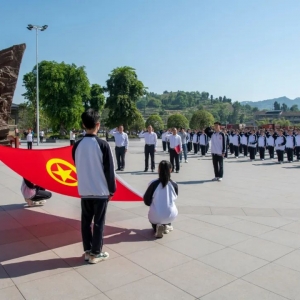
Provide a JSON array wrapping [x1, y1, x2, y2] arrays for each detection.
[[275, 118, 291, 127], [290, 104, 299, 112], [129, 111, 145, 133], [105, 66, 145, 129], [189, 110, 214, 129], [167, 113, 189, 129], [90, 84, 105, 111], [147, 98, 161, 108], [274, 101, 281, 110], [281, 103, 289, 112], [145, 114, 164, 131], [23, 61, 90, 134]]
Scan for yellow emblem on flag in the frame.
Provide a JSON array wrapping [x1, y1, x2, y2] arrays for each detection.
[[46, 158, 78, 186]]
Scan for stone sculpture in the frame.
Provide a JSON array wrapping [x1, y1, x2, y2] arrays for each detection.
[[0, 44, 26, 145]]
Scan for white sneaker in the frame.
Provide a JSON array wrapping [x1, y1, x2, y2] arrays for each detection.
[[218, 178, 223, 182], [33, 200, 47, 206], [155, 224, 164, 238], [164, 225, 174, 234], [84, 251, 90, 261], [185, 160, 188, 163], [212, 177, 218, 181], [88, 252, 109, 264]]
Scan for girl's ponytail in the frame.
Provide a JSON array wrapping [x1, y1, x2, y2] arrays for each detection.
[[158, 160, 172, 187]]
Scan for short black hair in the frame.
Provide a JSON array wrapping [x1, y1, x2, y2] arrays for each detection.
[[214, 121, 221, 125], [81, 109, 100, 130]]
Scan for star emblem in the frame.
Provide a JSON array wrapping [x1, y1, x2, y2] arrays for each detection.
[[53, 164, 76, 182]]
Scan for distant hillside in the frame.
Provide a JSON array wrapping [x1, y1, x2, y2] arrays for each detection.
[[241, 96, 300, 110]]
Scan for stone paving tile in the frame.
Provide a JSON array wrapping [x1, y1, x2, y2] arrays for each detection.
[[243, 263, 300, 300], [189, 215, 240, 226], [105, 275, 195, 300], [232, 237, 294, 261], [198, 248, 268, 277], [234, 216, 294, 228], [125, 244, 192, 273], [259, 229, 300, 248], [164, 235, 225, 259], [0, 211, 22, 231], [196, 227, 251, 246], [17, 270, 100, 300], [210, 207, 246, 216], [224, 220, 274, 236], [0, 286, 25, 300], [77, 256, 151, 292], [200, 279, 287, 300], [157, 260, 236, 298], [174, 219, 218, 236], [0, 227, 35, 246], [274, 250, 300, 273], [280, 221, 300, 234], [85, 294, 112, 300], [2, 250, 71, 284], [241, 207, 280, 217], [0, 264, 14, 290]]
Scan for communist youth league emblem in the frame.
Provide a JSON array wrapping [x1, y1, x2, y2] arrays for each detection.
[[46, 158, 78, 186]]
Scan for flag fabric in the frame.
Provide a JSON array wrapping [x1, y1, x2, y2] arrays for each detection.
[[0, 146, 142, 201], [175, 144, 181, 154]]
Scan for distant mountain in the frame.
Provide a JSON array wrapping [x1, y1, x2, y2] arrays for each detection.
[[241, 96, 300, 110]]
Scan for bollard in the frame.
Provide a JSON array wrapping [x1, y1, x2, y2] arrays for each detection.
[[14, 137, 19, 148]]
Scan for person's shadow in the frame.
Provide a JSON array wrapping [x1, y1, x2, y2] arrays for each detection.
[[0, 203, 154, 279]]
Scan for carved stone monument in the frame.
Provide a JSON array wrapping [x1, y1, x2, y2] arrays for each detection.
[[0, 44, 26, 145]]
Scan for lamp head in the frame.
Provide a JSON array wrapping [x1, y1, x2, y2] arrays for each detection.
[[41, 25, 48, 31], [27, 24, 33, 30]]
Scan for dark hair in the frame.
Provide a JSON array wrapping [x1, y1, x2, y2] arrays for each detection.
[[214, 122, 221, 125], [158, 160, 172, 187], [81, 109, 100, 130]]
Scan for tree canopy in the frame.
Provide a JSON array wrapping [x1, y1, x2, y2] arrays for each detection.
[[167, 113, 189, 129], [105, 66, 145, 129], [189, 110, 215, 129], [145, 114, 164, 131]]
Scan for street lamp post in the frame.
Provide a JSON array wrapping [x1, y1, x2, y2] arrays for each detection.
[[27, 24, 48, 146]]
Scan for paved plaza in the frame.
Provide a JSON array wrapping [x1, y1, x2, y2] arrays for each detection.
[[1, 139, 300, 299]]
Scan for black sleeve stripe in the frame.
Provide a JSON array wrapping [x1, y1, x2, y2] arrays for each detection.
[[143, 179, 160, 206], [170, 180, 178, 196], [72, 139, 83, 162]]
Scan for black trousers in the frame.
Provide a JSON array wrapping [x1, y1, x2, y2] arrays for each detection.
[[70, 140, 75, 146], [259, 147, 265, 159], [286, 148, 294, 162], [212, 154, 223, 178], [145, 144, 155, 170], [167, 142, 170, 153], [170, 149, 180, 171], [229, 143, 234, 154], [239, 144, 243, 153], [296, 146, 300, 160], [32, 189, 52, 201], [27, 142, 32, 149], [81, 198, 108, 255], [152, 223, 171, 231], [242, 144, 248, 156], [276, 150, 284, 162], [115, 146, 126, 169], [40, 136, 44, 143], [206, 143, 210, 153], [233, 145, 239, 157], [187, 141, 192, 152], [200, 145, 206, 156], [268, 146, 274, 158], [193, 143, 198, 154], [249, 147, 256, 160], [162, 141, 167, 151]]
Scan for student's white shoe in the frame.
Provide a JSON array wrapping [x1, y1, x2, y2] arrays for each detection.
[[212, 177, 218, 181], [185, 160, 188, 163], [33, 200, 47, 206], [84, 251, 90, 261], [88, 252, 109, 264], [164, 225, 174, 234], [155, 224, 164, 238], [217, 178, 223, 182]]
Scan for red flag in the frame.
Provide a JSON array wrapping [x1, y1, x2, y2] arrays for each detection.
[[0, 146, 142, 201], [175, 144, 181, 154]]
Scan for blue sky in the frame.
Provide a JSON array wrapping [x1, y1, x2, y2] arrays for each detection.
[[2, 0, 300, 104]]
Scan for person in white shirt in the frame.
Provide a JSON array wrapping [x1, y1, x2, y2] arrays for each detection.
[[168, 128, 182, 173], [70, 129, 76, 146], [285, 129, 295, 163], [266, 129, 275, 159], [161, 129, 168, 153], [295, 129, 300, 161], [257, 130, 267, 160], [39, 130, 45, 143], [139, 125, 157, 172], [27, 129, 33, 149], [275, 129, 286, 164], [109, 125, 129, 171], [143, 160, 178, 238]]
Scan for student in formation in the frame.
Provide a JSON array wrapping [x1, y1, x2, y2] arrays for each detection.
[[240, 130, 249, 157], [231, 130, 240, 158], [72, 109, 116, 264], [109, 125, 129, 171], [192, 130, 199, 154], [168, 128, 182, 173], [275, 129, 286, 164], [21, 178, 52, 206], [161, 129, 168, 153], [139, 125, 158, 172], [266, 129, 275, 159], [26, 129, 33, 149], [187, 129, 193, 153], [285, 129, 296, 163], [178, 128, 188, 163], [295, 129, 300, 161], [257, 130, 267, 160], [248, 130, 257, 161], [143, 160, 178, 238], [199, 129, 208, 157], [228, 131, 234, 155]]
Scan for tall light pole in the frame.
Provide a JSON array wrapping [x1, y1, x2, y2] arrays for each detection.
[[27, 24, 48, 145]]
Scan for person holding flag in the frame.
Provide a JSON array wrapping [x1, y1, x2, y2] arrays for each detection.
[[168, 128, 182, 173]]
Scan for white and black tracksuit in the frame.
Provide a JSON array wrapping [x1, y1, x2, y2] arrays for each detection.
[[266, 135, 275, 159], [295, 135, 300, 160], [248, 134, 257, 160], [286, 135, 296, 162], [275, 135, 286, 162], [72, 134, 116, 255], [258, 136, 266, 159], [240, 133, 249, 156], [192, 132, 199, 154], [199, 133, 208, 156], [231, 134, 240, 157]]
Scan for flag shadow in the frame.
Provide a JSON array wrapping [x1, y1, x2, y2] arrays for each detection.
[[176, 180, 213, 185]]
